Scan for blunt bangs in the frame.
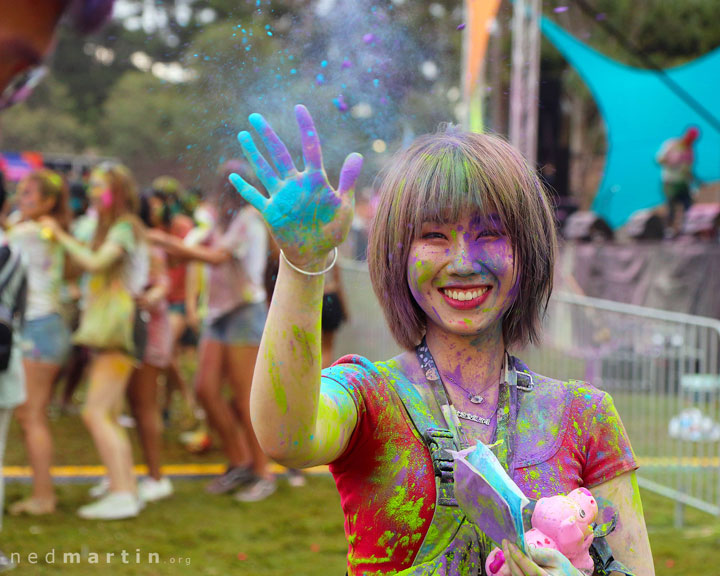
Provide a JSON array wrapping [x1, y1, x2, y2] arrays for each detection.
[[368, 125, 557, 351]]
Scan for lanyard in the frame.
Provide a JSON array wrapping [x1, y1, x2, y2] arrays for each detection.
[[415, 337, 518, 472]]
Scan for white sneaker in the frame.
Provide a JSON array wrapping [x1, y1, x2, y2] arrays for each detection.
[[287, 469, 307, 488], [138, 477, 173, 503], [89, 477, 110, 499], [77, 492, 140, 520], [234, 477, 277, 503]]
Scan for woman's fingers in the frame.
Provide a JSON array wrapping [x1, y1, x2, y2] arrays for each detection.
[[248, 113, 297, 178], [228, 173, 268, 213], [503, 541, 538, 576], [295, 104, 323, 171], [237, 131, 280, 192], [337, 152, 364, 196]]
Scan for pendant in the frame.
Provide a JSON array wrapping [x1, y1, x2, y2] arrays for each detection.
[[469, 395, 484, 404], [456, 410, 491, 426]]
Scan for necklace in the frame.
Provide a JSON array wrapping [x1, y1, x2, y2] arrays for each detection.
[[441, 370, 503, 427], [445, 358, 504, 408], [443, 372, 498, 405], [455, 407, 499, 425]]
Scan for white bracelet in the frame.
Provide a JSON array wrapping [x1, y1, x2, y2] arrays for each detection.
[[280, 247, 338, 276]]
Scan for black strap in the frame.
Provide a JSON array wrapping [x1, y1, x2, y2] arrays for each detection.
[[0, 246, 26, 323], [422, 428, 458, 507], [590, 537, 636, 576]]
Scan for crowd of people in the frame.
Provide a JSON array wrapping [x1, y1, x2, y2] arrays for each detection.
[[0, 160, 351, 524]]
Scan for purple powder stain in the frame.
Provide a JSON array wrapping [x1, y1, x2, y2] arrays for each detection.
[[341, 58, 352, 69], [363, 33, 376, 45], [554, 6, 568, 13], [333, 94, 349, 112], [316, 73, 325, 85], [596, 12, 607, 21], [457, 23, 466, 31]]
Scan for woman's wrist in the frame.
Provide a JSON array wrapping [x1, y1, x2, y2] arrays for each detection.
[[280, 248, 336, 276]]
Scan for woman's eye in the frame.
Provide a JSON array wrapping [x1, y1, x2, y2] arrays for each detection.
[[422, 232, 447, 240]]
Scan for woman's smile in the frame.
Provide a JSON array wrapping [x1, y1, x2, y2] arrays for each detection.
[[407, 214, 516, 335], [438, 284, 493, 309]]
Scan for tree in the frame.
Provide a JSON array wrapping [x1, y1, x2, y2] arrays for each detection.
[[0, 77, 91, 152], [101, 71, 199, 182]]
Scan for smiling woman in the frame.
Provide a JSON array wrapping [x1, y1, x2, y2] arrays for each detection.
[[235, 106, 654, 576]]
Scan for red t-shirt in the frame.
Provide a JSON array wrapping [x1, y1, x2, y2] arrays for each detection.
[[166, 215, 194, 305], [323, 355, 638, 576]]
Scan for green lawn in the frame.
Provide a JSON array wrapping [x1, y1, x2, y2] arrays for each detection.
[[2, 478, 719, 575]]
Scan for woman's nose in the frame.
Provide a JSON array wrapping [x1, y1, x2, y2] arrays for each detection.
[[446, 244, 475, 276]]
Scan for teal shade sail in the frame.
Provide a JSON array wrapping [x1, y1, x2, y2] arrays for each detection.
[[542, 18, 720, 228]]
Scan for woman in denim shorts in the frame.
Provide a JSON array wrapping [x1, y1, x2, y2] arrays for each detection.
[[8, 170, 71, 516], [148, 161, 274, 502]]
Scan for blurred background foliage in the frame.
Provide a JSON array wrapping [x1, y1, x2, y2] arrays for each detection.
[[0, 0, 718, 192]]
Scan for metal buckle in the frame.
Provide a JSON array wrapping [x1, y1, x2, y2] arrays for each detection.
[[423, 428, 458, 507], [516, 371, 534, 392]]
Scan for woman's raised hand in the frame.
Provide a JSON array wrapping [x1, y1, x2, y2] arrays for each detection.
[[229, 105, 363, 269]]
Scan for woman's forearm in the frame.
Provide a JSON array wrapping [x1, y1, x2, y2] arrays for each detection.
[[593, 472, 655, 576], [152, 232, 229, 265], [250, 255, 355, 467], [55, 229, 122, 273]]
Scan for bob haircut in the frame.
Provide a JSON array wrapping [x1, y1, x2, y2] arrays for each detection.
[[368, 125, 557, 351]]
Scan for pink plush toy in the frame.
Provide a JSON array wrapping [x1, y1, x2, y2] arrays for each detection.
[[485, 487, 598, 576]]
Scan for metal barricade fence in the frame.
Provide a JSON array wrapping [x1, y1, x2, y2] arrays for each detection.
[[521, 292, 720, 525], [334, 259, 402, 361], [335, 263, 720, 524]]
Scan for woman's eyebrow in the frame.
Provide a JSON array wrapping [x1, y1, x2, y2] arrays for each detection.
[[469, 213, 502, 228]]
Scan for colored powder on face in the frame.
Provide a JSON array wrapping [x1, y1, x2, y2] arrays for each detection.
[[554, 6, 569, 13], [457, 23, 466, 31]]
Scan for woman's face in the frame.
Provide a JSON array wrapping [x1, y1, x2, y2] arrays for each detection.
[[148, 195, 165, 228], [88, 173, 112, 214], [406, 213, 518, 339], [18, 179, 54, 220]]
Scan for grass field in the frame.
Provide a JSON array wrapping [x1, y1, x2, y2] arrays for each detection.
[[2, 476, 720, 575]]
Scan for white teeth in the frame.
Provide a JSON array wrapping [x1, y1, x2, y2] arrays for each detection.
[[442, 287, 489, 301]]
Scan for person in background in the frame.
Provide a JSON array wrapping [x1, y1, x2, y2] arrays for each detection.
[[656, 126, 700, 235], [41, 163, 148, 520], [8, 170, 71, 516], [126, 193, 174, 502], [0, 171, 28, 570], [148, 161, 274, 502], [55, 180, 91, 412], [150, 178, 198, 429]]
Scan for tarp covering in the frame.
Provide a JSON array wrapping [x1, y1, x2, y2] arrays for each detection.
[[542, 18, 720, 228], [558, 241, 720, 319]]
